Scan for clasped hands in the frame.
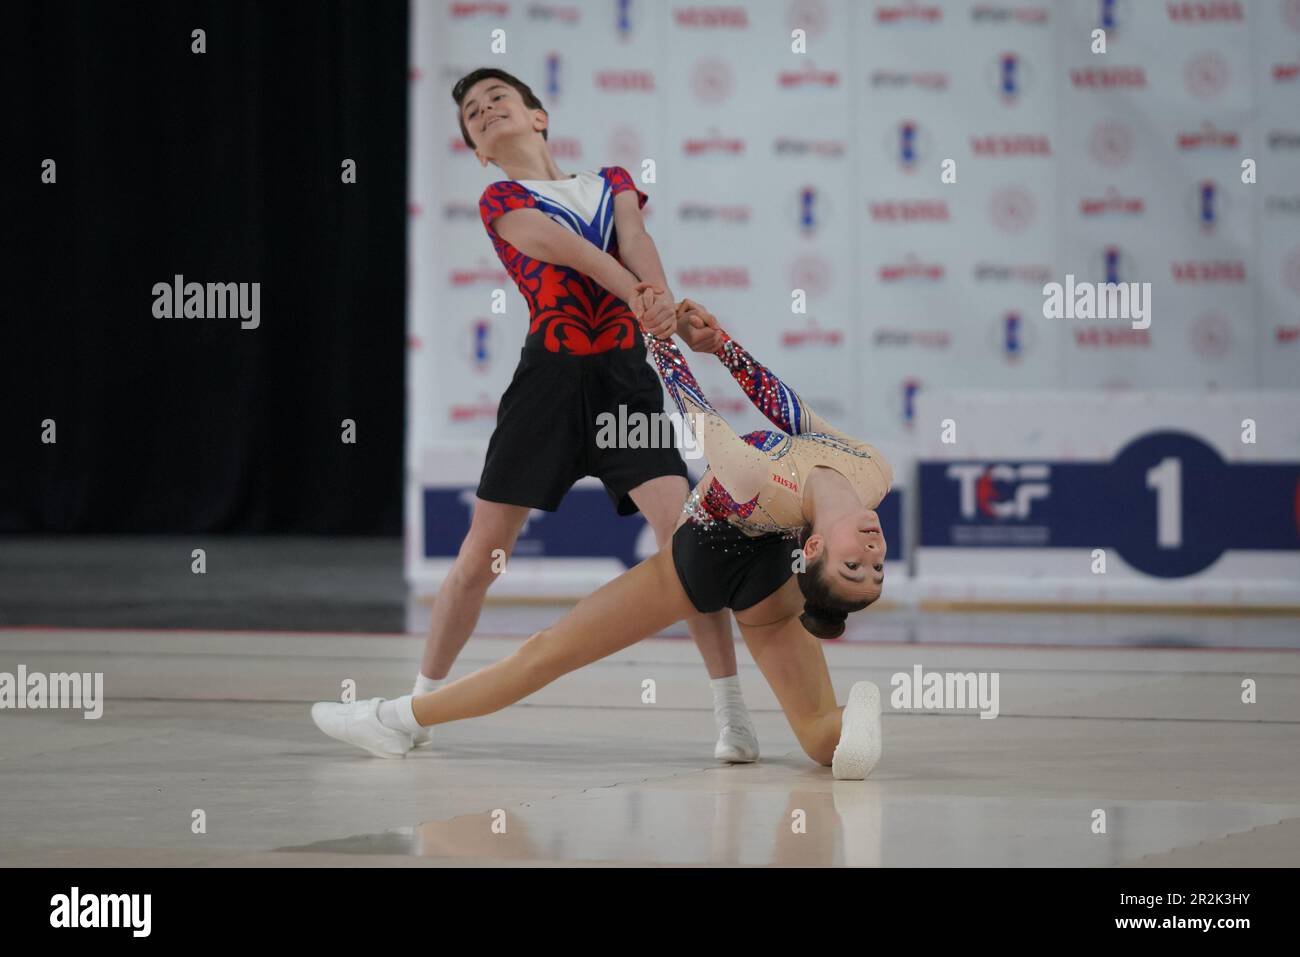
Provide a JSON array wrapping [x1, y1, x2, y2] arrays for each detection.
[[629, 281, 724, 353]]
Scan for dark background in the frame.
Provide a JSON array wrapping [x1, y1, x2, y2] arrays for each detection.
[[1, 0, 408, 534]]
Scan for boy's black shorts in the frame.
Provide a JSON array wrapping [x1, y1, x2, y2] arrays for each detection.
[[671, 517, 797, 613], [476, 349, 689, 517]]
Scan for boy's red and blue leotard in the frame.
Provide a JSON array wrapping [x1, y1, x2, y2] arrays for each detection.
[[473, 166, 691, 514], [478, 166, 648, 356]]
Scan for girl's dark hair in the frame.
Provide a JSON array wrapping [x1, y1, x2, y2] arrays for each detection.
[[452, 67, 549, 148], [795, 529, 874, 640]]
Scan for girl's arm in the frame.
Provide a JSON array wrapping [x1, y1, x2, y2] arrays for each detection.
[[642, 333, 769, 505], [711, 331, 818, 436], [676, 300, 891, 505], [701, 318, 892, 498], [675, 299, 827, 437]]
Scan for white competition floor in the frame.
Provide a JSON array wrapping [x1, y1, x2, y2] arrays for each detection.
[[2, 622, 1298, 867]]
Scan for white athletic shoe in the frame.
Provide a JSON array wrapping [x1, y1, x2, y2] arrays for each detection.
[[310, 697, 414, 759], [831, 681, 882, 780], [714, 720, 760, 763], [411, 725, 433, 749]]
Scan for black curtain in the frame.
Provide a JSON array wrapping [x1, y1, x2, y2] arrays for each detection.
[[1, 0, 407, 534]]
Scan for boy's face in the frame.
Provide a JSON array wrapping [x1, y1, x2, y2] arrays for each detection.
[[459, 79, 547, 165]]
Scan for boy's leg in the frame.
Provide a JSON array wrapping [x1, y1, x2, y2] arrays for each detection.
[[626, 475, 738, 676], [425, 348, 582, 688], [419, 497, 532, 681], [627, 476, 735, 674], [628, 474, 760, 763]]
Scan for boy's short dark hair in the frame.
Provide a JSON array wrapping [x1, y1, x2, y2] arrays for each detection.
[[452, 68, 549, 149]]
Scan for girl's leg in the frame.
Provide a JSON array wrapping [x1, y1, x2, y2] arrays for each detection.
[[411, 547, 697, 727], [735, 616, 844, 766]]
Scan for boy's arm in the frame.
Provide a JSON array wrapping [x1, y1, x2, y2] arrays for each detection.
[[492, 207, 643, 305], [611, 190, 673, 303]]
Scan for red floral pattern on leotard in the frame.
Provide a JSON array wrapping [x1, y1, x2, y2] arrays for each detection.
[[479, 167, 648, 355]]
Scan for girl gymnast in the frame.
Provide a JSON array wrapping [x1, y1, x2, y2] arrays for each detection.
[[313, 290, 892, 779]]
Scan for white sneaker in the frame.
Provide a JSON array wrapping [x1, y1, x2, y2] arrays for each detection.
[[714, 720, 760, 763], [411, 725, 433, 750], [310, 698, 413, 759], [832, 681, 882, 780]]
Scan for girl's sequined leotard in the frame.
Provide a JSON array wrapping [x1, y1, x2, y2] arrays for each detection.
[[646, 330, 893, 539]]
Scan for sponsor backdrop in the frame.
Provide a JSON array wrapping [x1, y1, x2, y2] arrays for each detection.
[[407, 0, 1300, 618], [914, 390, 1300, 606]]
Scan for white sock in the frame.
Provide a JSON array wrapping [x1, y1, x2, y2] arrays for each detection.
[[377, 695, 423, 735], [413, 674, 441, 696], [710, 675, 747, 728]]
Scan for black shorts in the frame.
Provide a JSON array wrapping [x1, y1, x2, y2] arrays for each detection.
[[477, 348, 690, 516], [671, 518, 797, 614]]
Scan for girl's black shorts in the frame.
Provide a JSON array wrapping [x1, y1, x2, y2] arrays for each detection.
[[476, 348, 689, 517], [671, 517, 797, 614]]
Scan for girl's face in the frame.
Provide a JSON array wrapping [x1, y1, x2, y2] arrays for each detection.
[[803, 509, 886, 604]]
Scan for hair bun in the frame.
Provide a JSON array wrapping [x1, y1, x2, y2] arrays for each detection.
[[800, 602, 847, 640]]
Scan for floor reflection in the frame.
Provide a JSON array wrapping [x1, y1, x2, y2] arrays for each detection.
[[274, 785, 1300, 867]]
